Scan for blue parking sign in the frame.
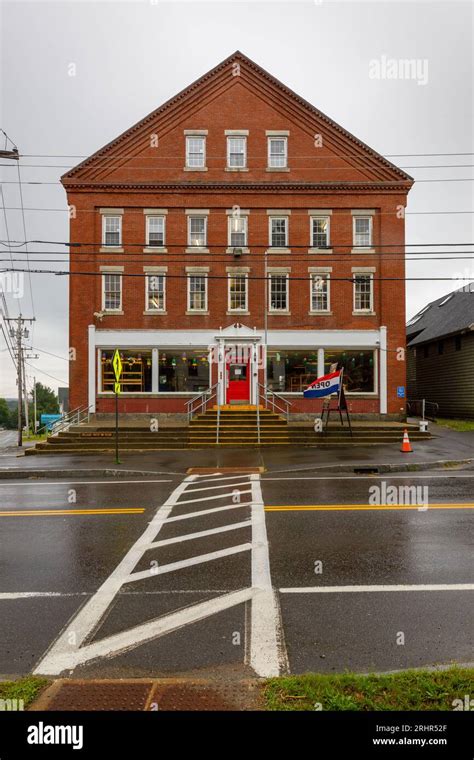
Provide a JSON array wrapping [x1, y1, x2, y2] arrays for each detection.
[[397, 386, 405, 398]]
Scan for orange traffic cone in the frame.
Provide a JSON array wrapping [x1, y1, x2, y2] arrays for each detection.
[[400, 428, 413, 453]]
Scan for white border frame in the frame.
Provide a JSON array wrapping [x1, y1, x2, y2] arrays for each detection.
[[309, 273, 331, 313], [268, 272, 289, 313], [185, 134, 206, 169], [187, 273, 208, 312], [227, 215, 248, 248], [267, 135, 288, 169], [101, 215, 122, 247], [226, 135, 247, 169], [310, 215, 330, 248], [145, 215, 166, 247], [227, 273, 248, 313], [353, 272, 374, 313], [187, 215, 208, 248], [268, 216, 289, 248], [352, 215, 373, 248], [101, 272, 122, 312], [145, 273, 166, 313]]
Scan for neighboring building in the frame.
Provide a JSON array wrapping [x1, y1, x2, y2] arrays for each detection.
[[407, 283, 474, 418], [63, 51, 413, 421], [57, 387, 69, 414]]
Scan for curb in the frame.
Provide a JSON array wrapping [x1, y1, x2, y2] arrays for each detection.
[[0, 468, 184, 480], [0, 458, 472, 479]]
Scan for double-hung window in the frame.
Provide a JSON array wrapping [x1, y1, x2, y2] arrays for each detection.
[[270, 217, 288, 248], [227, 136, 246, 168], [188, 216, 207, 248], [311, 216, 330, 248], [353, 216, 372, 247], [102, 215, 121, 247], [268, 137, 287, 168], [146, 216, 165, 247], [146, 274, 165, 312], [311, 274, 330, 312], [228, 215, 247, 248], [102, 273, 122, 311], [188, 275, 208, 312], [353, 273, 374, 312], [269, 274, 289, 312], [185, 135, 206, 169], [228, 274, 248, 312]]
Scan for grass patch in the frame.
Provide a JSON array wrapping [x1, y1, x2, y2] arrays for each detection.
[[0, 676, 49, 708], [436, 418, 474, 432], [263, 667, 473, 711], [23, 432, 47, 442]]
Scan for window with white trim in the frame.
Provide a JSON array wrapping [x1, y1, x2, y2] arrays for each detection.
[[227, 136, 246, 168], [269, 274, 288, 311], [188, 274, 208, 311], [102, 273, 122, 311], [102, 216, 121, 247], [228, 215, 247, 248], [146, 216, 165, 247], [185, 136, 206, 168], [228, 274, 248, 312], [310, 274, 330, 312], [146, 274, 165, 312], [268, 137, 287, 168], [311, 216, 330, 248], [353, 273, 373, 312], [353, 216, 372, 247], [187, 216, 207, 247], [270, 217, 288, 248]]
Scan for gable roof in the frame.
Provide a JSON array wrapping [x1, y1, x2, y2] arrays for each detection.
[[407, 283, 474, 346], [62, 50, 413, 188]]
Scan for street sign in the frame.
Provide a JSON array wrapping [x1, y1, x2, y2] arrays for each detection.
[[114, 382, 121, 395], [112, 350, 123, 383], [397, 386, 406, 398]]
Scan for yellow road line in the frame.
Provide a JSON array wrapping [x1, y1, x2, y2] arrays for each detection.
[[0, 508, 145, 517], [265, 503, 474, 512]]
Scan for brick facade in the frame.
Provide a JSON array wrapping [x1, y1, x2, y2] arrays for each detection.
[[64, 52, 412, 420]]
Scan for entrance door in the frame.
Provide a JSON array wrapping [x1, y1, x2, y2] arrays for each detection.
[[226, 360, 250, 404]]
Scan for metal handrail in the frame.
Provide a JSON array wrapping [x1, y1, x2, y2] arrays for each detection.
[[37, 403, 92, 437], [257, 382, 293, 421], [186, 382, 219, 422]]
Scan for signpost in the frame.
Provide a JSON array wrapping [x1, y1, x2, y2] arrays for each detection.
[[112, 349, 122, 464]]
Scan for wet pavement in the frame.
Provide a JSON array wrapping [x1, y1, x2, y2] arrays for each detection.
[[0, 468, 472, 681]]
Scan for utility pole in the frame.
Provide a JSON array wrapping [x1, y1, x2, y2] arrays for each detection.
[[22, 354, 29, 432], [5, 315, 35, 446], [33, 376, 37, 433]]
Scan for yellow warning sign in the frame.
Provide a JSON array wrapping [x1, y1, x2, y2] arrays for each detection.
[[114, 382, 121, 395], [112, 350, 123, 382]]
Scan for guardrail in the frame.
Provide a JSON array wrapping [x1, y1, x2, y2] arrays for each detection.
[[258, 383, 292, 421], [185, 382, 218, 422], [36, 403, 93, 437]]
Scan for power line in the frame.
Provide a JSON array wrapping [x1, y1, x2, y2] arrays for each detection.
[[17, 151, 474, 159], [16, 162, 36, 321], [4, 267, 474, 283], [28, 345, 69, 362], [4, 178, 474, 187], [23, 360, 67, 387], [2, 240, 474, 249], [2, 206, 473, 216]]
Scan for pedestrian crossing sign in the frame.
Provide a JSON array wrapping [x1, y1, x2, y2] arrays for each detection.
[[112, 350, 123, 382], [114, 382, 121, 395]]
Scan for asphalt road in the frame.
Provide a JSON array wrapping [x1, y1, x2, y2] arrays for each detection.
[[0, 470, 472, 678]]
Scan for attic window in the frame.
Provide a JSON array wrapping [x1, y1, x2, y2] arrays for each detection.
[[439, 294, 454, 306]]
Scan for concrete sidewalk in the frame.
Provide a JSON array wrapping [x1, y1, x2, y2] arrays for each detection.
[[0, 422, 472, 478]]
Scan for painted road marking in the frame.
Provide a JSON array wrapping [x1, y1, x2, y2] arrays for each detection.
[[126, 543, 252, 583], [280, 584, 474, 593], [149, 520, 252, 548], [265, 503, 474, 512], [0, 508, 144, 517], [249, 473, 285, 677], [183, 480, 252, 494], [173, 488, 252, 506], [34, 472, 282, 678]]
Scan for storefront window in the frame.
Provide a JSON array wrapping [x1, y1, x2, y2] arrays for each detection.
[[101, 350, 152, 393], [324, 350, 375, 393], [267, 350, 319, 393], [158, 350, 209, 392]]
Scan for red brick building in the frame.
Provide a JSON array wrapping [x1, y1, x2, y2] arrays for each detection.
[[63, 51, 413, 421]]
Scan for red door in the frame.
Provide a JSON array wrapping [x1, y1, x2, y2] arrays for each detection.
[[226, 361, 250, 404]]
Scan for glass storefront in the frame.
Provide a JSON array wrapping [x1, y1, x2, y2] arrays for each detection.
[[101, 350, 152, 393], [266, 349, 375, 393], [158, 350, 209, 393], [324, 350, 375, 393], [267, 350, 320, 393]]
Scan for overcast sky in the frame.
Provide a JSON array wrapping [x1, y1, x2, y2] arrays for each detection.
[[1, 0, 473, 397]]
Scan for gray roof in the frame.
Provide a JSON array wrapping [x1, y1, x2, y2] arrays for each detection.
[[406, 283, 474, 346]]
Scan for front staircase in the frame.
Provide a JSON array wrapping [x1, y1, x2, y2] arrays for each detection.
[[25, 405, 433, 454]]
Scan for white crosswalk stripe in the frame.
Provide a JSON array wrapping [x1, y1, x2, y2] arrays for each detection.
[[34, 472, 284, 677]]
